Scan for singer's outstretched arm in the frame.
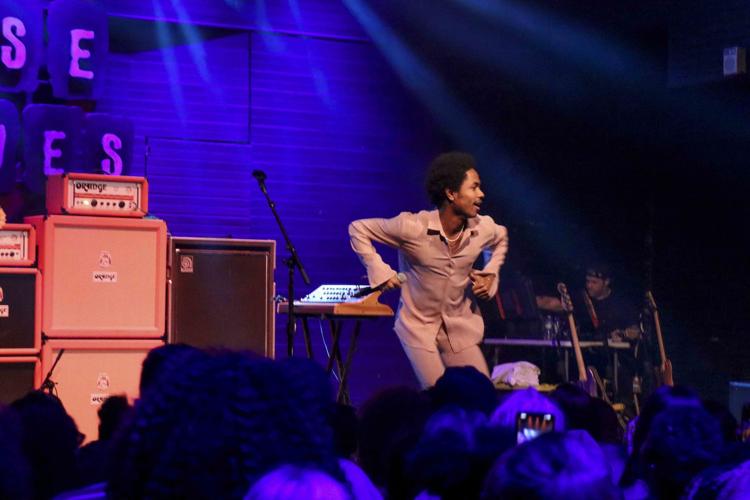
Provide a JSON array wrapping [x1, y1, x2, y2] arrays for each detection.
[[472, 223, 508, 298], [348, 212, 417, 288]]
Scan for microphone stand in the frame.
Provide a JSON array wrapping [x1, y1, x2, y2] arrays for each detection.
[[39, 348, 65, 395], [252, 170, 311, 357]]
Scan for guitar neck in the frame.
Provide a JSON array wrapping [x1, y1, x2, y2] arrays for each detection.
[[646, 291, 668, 365], [566, 312, 587, 381], [653, 309, 667, 365]]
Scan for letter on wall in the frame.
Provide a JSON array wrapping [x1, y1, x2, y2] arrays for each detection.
[[47, 0, 108, 99], [0, 1, 43, 92]]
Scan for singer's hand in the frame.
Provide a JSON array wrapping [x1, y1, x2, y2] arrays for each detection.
[[470, 271, 495, 300], [382, 274, 404, 291]]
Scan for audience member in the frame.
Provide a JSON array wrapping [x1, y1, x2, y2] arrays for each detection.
[[276, 356, 338, 454], [489, 387, 566, 433], [357, 386, 432, 499], [244, 465, 350, 500], [11, 391, 82, 500], [76, 395, 133, 486], [621, 385, 703, 487], [428, 366, 498, 415], [138, 342, 205, 395], [550, 383, 594, 431], [640, 406, 725, 500], [481, 430, 620, 499], [684, 453, 750, 499], [407, 407, 510, 500], [0, 404, 32, 500], [551, 383, 622, 444], [108, 350, 343, 499], [630, 385, 701, 459]]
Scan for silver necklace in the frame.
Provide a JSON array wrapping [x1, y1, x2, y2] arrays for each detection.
[[444, 223, 465, 243]]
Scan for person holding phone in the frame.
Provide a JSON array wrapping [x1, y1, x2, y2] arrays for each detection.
[[348, 152, 508, 387], [516, 412, 556, 444]]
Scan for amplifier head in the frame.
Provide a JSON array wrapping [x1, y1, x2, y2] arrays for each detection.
[[46, 173, 148, 218], [0, 224, 36, 267]]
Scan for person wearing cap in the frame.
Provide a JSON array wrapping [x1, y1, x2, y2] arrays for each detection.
[[537, 264, 643, 407], [536, 264, 639, 342], [348, 152, 508, 388], [581, 264, 640, 342], [582, 265, 646, 408]]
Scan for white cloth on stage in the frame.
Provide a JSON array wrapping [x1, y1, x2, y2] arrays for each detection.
[[491, 361, 540, 387]]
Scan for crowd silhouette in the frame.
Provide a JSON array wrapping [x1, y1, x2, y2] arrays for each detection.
[[0, 344, 748, 499]]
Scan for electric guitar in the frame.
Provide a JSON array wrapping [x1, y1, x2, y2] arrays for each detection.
[[645, 291, 674, 387], [558, 282, 597, 397], [560, 283, 629, 428]]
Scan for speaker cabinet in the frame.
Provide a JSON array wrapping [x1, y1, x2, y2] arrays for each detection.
[[26, 215, 167, 338], [0, 357, 41, 405], [168, 237, 275, 357], [41, 339, 163, 443], [0, 268, 41, 354]]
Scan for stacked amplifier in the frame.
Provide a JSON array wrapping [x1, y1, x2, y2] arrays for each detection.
[[0, 223, 41, 404], [24, 173, 166, 442]]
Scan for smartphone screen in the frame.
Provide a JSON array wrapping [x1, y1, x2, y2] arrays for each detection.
[[516, 411, 555, 444]]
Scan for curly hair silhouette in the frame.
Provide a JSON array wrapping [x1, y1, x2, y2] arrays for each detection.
[[109, 350, 342, 499]]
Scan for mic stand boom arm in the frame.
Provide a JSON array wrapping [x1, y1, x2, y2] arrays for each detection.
[[39, 348, 65, 394], [253, 170, 311, 357]]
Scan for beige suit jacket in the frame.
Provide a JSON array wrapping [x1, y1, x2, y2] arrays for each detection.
[[349, 210, 508, 352]]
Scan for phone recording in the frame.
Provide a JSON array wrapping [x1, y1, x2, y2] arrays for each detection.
[[516, 411, 555, 444]]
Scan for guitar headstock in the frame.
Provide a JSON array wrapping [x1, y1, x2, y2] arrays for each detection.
[[645, 290, 658, 312], [556, 282, 574, 313]]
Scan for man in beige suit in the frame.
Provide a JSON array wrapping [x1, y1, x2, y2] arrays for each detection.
[[349, 152, 508, 387]]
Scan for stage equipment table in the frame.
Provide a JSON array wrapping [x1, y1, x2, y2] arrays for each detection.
[[483, 338, 630, 393], [277, 292, 393, 404]]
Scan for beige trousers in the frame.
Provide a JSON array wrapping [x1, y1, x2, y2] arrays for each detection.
[[400, 324, 490, 389]]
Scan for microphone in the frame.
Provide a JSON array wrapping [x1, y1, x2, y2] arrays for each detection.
[[352, 272, 407, 298], [252, 170, 267, 182]]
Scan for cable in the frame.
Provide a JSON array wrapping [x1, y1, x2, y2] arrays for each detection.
[[318, 320, 340, 382]]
